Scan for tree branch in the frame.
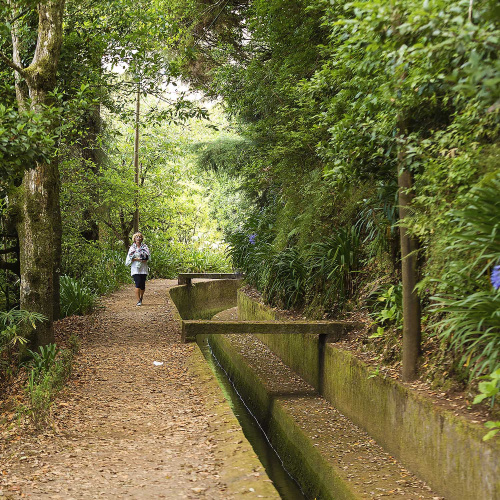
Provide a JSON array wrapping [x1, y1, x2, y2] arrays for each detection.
[[9, 8, 31, 24], [102, 218, 120, 237], [0, 50, 27, 77]]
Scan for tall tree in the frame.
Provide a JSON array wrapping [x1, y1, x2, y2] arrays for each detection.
[[1, 0, 66, 345]]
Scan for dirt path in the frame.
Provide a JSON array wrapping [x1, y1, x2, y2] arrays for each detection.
[[0, 280, 278, 499]]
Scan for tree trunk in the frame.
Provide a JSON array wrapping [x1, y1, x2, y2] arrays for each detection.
[[81, 104, 102, 242], [17, 162, 62, 342], [133, 83, 140, 233], [8, 0, 66, 345], [120, 210, 134, 250], [398, 165, 421, 381]]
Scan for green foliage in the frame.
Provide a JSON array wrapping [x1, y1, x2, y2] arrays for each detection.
[[227, 212, 363, 312], [0, 104, 57, 192], [432, 174, 500, 378], [194, 137, 257, 176], [148, 239, 232, 278], [19, 344, 73, 429], [1, 0, 498, 399], [61, 241, 130, 296], [83, 248, 131, 295], [445, 173, 500, 280], [67, 334, 81, 356], [355, 183, 399, 262], [307, 227, 362, 309], [25, 369, 53, 429], [473, 369, 500, 408], [265, 247, 308, 309], [482, 421, 500, 442], [176, 0, 500, 383], [0, 310, 46, 377], [60, 276, 97, 318], [369, 284, 404, 330], [22, 343, 76, 429], [367, 366, 382, 379], [434, 290, 500, 377], [60, 232, 230, 299], [27, 344, 59, 379], [472, 368, 500, 441]]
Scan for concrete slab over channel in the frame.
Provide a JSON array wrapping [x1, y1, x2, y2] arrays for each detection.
[[181, 319, 361, 343]]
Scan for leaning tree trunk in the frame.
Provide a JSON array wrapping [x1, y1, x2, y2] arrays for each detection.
[[4, 0, 66, 346]]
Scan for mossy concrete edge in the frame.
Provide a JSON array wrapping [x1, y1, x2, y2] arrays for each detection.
[[169, 279, 242, 321], [208, 333, 358, 500], [238, 289, 500, 500], [186, 344, 280, 498]]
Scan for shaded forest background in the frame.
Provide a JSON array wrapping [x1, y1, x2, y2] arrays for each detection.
[[0, 0, 499, 414]]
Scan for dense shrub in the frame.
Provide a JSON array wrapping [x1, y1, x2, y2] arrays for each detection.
[[23, 342, 77, 428], [146, 236, 232, 278], [432, 174, 500, 378], [227, 213, 364, 312], [60, 276, 97, 318], [61, 241, 131, 296], [183, 0, 499, 384], [0, 309, 46, 379]]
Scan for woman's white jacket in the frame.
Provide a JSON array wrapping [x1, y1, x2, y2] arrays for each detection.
[[125, 243, 150, 276]]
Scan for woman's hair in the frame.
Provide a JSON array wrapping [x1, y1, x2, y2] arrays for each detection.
[[132, 232, 144, 243]]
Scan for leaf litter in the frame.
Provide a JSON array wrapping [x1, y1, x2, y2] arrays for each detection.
[[0, 280, 278, 499]]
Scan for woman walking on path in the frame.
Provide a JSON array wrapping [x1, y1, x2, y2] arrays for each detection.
[[125, 232, 151, 306]]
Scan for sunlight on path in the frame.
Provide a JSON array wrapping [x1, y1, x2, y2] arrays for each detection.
[[0, 280, 278, 499]]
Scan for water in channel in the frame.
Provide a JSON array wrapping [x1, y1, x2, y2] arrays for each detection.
[[197, 335, 307, 500]]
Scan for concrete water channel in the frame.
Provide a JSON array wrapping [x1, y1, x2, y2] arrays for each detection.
[[168, 276, 500, 500], [198, 335, 306, 499]]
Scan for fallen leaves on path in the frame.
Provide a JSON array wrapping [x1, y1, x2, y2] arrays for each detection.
[[0, 280, 270, 499]]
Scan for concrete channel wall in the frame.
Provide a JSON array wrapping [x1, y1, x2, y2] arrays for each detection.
[[237, 289, 500, 500], [167, 279, 243, 321], [167, 280, 499, 499]]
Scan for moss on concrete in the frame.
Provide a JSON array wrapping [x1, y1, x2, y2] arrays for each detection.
[[168, 279, 243, 321], [238, 289, 500, 500], [208, 334, 353, 500], [208, 333, 437, 500], [186, 344, 280, 499], [238, 290, 322, 389]]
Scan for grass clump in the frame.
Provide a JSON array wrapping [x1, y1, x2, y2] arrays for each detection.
[[21, 341, 78, 429], [60, 275, 97, 318]]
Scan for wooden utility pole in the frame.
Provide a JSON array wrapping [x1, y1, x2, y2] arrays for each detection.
[[397, 137, 421, 381], [133, 82, 140, 233]]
